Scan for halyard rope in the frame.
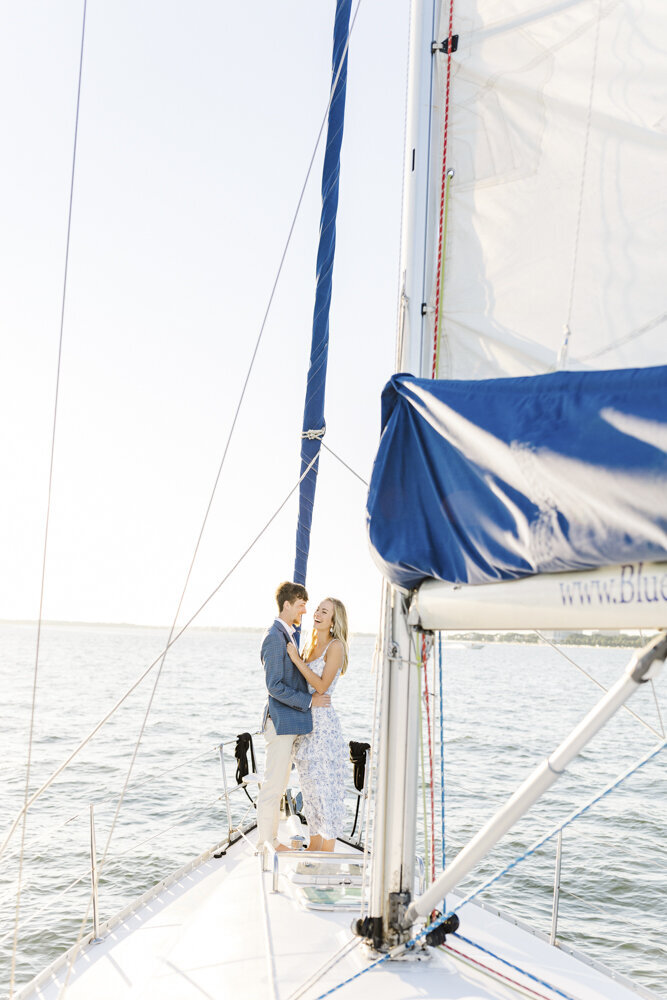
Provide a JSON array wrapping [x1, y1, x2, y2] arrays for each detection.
[[11, 5, 88, 995], [430, 0, 456, 379], [438, 634, 446, 874]]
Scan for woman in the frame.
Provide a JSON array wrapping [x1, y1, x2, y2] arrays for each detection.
[[286, 597, 349, 852]]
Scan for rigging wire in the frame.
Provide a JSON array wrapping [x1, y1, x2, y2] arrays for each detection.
[[0, 454, 319, 870], [86, 0, 366, 902], [50, 453, 320, 997], [286, 938, 362, 1000], [0, 743, 220, 870], [10, 4, 88, 996], [111, 792, 223, 858], [0, 868, 91, 951], [649, 678, 665, 737], [320, 441, 369, 487], [4, 0, 366, 874], [534, 630, 664, 739], [557, 0, 603, 368], [6, 0, 369, 954]]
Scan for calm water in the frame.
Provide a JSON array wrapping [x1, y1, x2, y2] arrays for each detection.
[[1, 623, 665, 997]]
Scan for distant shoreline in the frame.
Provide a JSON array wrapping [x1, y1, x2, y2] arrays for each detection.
[[0, 619, 266, 633], [0, 620, 651, 647]]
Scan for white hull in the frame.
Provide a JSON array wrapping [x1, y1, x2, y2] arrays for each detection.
[[18, 820, 657, 1000]]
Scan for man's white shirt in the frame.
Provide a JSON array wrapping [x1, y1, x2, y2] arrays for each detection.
[[275, 617, 295, 641], [274, 618, 311, 708]]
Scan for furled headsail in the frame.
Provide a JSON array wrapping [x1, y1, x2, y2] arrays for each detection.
[[293, 0, 352, 589]]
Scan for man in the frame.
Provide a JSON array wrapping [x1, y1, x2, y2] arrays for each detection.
[[256, 581, 330, 851]]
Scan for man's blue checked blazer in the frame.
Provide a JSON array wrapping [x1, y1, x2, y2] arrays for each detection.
[[261, 621, 313, 736]]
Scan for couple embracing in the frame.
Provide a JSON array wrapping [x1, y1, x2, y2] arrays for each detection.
[[256, 581, 349, 853]]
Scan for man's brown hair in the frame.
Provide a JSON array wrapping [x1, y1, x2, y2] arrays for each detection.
[[275, 581, 308, 611]]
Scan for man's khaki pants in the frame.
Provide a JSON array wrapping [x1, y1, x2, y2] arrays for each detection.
[[256, 719, 297, 848]]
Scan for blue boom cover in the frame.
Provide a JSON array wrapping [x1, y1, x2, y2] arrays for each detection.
[[366, 367, 667, 589]]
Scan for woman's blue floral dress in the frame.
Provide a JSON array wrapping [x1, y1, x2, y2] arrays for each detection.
[[292, 642, 347, 841]]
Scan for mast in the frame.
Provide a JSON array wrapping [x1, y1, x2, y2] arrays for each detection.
[[365, 0, 439, 949]]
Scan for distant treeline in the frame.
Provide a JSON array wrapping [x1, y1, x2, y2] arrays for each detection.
[[448, 631, 652, 648]]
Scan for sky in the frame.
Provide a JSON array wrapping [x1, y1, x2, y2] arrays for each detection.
[[0, 1, 411, 635]]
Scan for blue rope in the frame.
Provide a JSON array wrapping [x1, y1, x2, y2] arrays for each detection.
[[311, 951, 392, 1000], [449, 932, 578, 1000], [310, 738, 667, 998], [405, 738, 667, 944], [293, 0, 352, 588]]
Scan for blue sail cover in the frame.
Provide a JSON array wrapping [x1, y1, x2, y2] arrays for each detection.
[[293, 0, 352, 587], [367, 367, 667, 590]]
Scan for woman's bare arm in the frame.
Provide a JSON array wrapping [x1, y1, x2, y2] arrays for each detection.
[[286, 640, 343, 695]]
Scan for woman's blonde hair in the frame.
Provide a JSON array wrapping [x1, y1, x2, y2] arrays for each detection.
[[304, 597, 350, 674]]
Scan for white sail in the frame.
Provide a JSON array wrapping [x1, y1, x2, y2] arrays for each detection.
[[423, 0, 666, 378]]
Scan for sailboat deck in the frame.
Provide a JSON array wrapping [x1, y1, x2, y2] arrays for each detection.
[[18, 823, 654, 1000]]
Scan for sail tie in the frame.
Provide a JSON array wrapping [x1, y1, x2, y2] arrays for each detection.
[[301, 427, 326, 440]]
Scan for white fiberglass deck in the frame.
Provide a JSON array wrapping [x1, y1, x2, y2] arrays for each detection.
[[18, 821, 654, 1000]]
